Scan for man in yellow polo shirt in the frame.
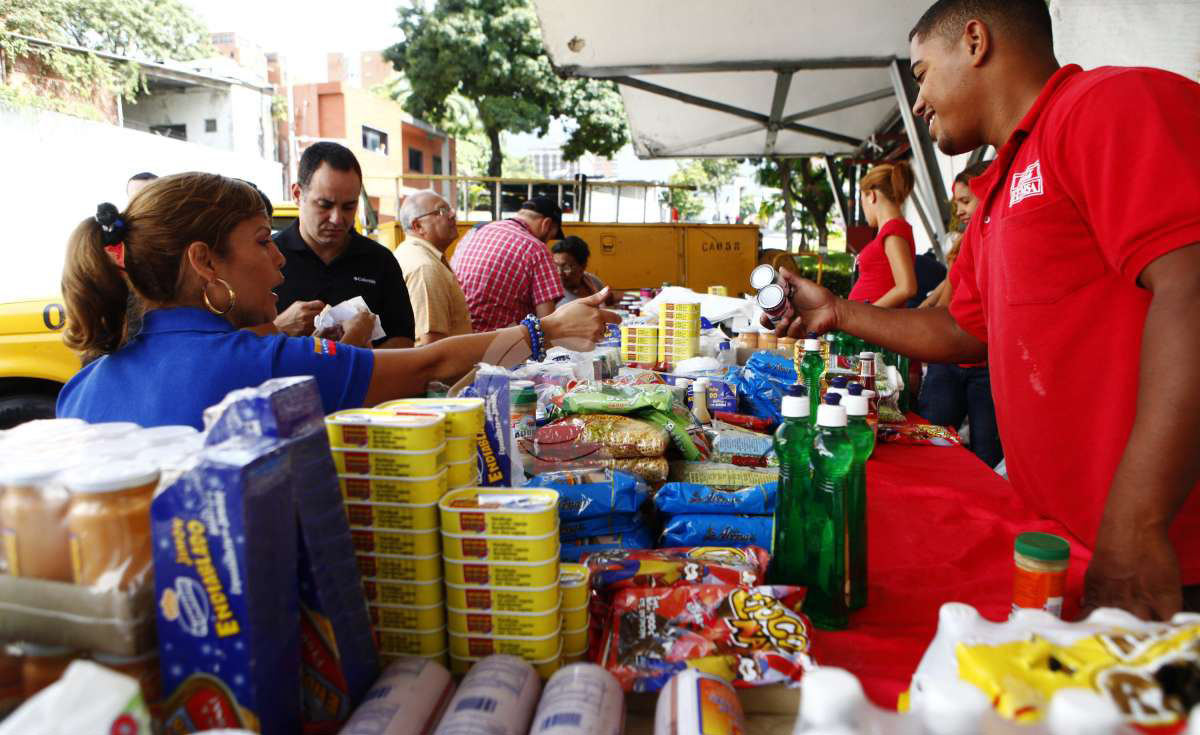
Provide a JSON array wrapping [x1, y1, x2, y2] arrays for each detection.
[[395, 190, 474, 344]]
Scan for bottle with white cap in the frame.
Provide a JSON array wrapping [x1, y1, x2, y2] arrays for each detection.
[[768, 383, 814, 586], [804, 393, 853, 630], [801, 333, 825, 424], [844, 384, 873, 611], [691, 378, 712, 425]]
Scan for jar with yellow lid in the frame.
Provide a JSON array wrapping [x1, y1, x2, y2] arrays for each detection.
[[63, 461, 159, 591], [1012, 531, 1070, 618], [0, 461, 78, 581]]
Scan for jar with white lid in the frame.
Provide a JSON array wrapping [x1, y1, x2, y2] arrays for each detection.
[[63, 461, 159, 591]]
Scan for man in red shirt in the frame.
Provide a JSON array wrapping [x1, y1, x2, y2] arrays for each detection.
[[451, 197, 565, 332], [773, 0, 1200, 619]]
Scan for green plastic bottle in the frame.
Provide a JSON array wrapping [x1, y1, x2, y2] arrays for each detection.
[[767, 383, 814, 586], [805, 393, 853, 630], [800, 334, 825, 425], [844, 383, 875, 610]]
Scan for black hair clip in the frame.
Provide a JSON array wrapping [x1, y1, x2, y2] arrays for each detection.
[[95, 202, 127, 246]]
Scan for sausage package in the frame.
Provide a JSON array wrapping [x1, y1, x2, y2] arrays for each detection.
[[659, 515, 774, 552], [597, 585, 814, 692], [433, 654, 541, 735], [653, 482, 777, 516], [530, 664, 624, 735], [204, 376, 379, 732], [337, 656, 456, 735], [524, 469, 648, 520], [583, 547, 771, 593], [151, 435, 300, 735]]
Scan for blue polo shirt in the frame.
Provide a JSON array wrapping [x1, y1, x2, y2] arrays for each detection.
[[57, 308, 375, 429]]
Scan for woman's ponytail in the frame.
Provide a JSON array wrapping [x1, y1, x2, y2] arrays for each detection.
[[859, 161, 916, 206], [62, 207, 131, 358]]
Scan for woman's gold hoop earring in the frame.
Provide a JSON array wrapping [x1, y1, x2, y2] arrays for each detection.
[[203, 278, 237, 316]]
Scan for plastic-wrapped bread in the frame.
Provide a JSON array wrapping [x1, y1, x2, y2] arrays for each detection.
[[338, 656, 456, 735], [529, 664, 624, 735], [653, 669, 745, 735], [433, 655, 541, 735]]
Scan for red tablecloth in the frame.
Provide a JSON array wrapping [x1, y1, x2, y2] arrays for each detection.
[[813, 441, 1092, 708]]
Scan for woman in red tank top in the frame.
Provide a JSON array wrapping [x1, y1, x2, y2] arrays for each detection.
[[847, 162, 917, 307]]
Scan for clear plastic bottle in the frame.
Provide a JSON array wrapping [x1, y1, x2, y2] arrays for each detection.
[[801, 334, 825, 425], [844, 384, 874, 610], [805, 393, 854, 630], [717, 340, 736, 368], [768, 383, 814, 587]]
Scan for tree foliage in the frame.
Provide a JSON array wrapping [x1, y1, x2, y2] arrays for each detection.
[[1, 0, 211, 116], [754, 157, 849, 251], [384, 0, 628, 177], [660, 159, 740, 221]]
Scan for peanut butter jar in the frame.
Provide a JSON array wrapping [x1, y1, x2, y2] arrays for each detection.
[[0, 460, 78, 582], [63, 461, 159, 591]]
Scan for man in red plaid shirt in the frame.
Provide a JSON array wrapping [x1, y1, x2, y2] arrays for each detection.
[[452, 196, 565, 332]]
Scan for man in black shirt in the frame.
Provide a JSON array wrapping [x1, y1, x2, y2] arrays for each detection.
[[272, 142, 415, 348]]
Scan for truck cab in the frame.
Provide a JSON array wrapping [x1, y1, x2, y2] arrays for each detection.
[[0, 298, 80, 428]]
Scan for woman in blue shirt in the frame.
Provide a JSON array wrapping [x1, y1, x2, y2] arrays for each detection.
[[57, 173, 616, 428]]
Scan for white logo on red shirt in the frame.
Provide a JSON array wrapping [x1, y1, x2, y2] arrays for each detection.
[[1009, 160, 1044, 207]]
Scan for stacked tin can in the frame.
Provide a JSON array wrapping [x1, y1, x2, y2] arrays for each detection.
[[658, 302, 701, 369], [558, 563, 591, 663], [325, 408, 450, 665], [377, 398, 486, 493], [620, 324, 659, 368], [438, 487, 563, 678]]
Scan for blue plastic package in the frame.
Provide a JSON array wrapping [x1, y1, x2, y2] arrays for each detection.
[[659, 514, 775, 551], [525, 469, 648, 520], [560, 512, 646, 542], [723, 351, 797, 425], [654, 482, 777, 515], [560, 524, 655, 563]]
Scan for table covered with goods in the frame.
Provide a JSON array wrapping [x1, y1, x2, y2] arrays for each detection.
[[0, 280, 1197, 735]]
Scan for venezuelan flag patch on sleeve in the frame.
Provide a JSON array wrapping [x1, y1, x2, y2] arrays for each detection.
[[313, 338, 338, 357]]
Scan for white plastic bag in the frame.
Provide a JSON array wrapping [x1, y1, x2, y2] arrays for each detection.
[[0, 660, 150, 735]]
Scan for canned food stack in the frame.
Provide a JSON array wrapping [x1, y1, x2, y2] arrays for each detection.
[[620, 324, 659, 368], [558, 563, 591, 664], [325, 409, 451, 665], [439, 487, 563, 678], [376, 398, 487, 493], [657, 302, 701, 370]]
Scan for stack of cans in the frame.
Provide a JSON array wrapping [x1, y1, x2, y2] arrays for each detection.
[[377, 398, 486, 493], [658, 302, 701, 369], [325, 409, 450, 666], [558, 563, 591, 664], [620, 324, 659, 367], [439, 487, 563, 679]]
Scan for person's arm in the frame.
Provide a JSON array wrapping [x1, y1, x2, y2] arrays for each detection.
[[1084, 244, 1200, 620], [871, 236, 918, 308], [273, 299, 325, 336], [363, 289, 619, 405], [934, 276, 955, 308], [769, 268, 986, 364], [534, 301, 556, 318]]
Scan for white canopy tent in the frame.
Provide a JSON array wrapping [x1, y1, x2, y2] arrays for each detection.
[[533, 0, 954, 251]]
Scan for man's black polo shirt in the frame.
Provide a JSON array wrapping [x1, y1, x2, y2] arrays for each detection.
[[274, 222, 416, 345]]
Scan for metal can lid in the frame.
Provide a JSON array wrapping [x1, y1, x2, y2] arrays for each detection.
[[1015, 532, 1070, 562], [756, 283, 786, 310], [749, 264, 777, 291]]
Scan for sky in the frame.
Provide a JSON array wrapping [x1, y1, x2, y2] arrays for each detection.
[[186, 0, 404, 82]]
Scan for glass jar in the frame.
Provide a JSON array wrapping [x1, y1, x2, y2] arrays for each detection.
[[0, 461, 77, 581], [1012, 532, 1071, 618], [63, 462, 159, 591]]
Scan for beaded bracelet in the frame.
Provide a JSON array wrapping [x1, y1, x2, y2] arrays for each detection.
[[521, 314, 546, 362]]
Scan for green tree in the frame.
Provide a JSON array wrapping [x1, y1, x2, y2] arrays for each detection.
[[1, 0, 211, 117], [659, 159, 739, 221], [384, 0, 628, 177], [755, 157, 845, 251]]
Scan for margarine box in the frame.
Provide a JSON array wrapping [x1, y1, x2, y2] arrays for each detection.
[[203, 375, 325, 445], [325, 409, 446, 452], [151, 435, 300, 735], [375, 398, 486, 439], [361, 577, 444, 607]]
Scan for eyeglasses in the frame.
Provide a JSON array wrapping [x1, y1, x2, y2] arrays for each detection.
[[556, 261, 581, 274], [414, 206, 454, 222]]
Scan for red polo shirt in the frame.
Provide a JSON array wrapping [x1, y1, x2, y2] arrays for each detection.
[[949, 64, 1200, 583], [849, 218, 915, 304]]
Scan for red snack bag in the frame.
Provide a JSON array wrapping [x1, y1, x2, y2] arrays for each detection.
[[713, 412, 774, 434], [584, 546, 770, 593], [596, 584, 814, 692]]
